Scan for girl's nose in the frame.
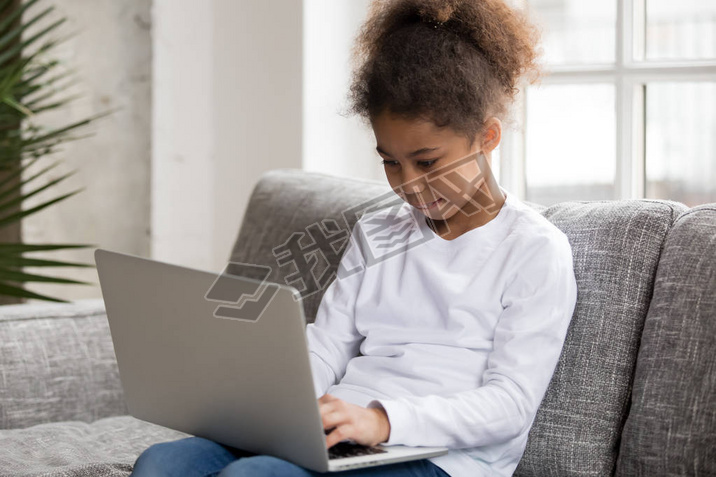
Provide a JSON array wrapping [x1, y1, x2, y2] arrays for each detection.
[[401, 171, 427, 195]]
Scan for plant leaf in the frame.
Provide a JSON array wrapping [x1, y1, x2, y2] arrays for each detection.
[[0, 0, 43, 37], [0, 266, 91, 284], [0, 255, 93, 267], [0, 168, 75, 211], [0, 18, 66, 69], [0, 0, 113, 303], [25, 93, 83, 114], [19, 112, 106, 147], [0, 155, 41, 191], [0, 281, 69, 302], [0, 188, 83, 229], [0, 158, 59, 197], [22, 77, 79, 107], [0, 243, 94, 253], [0, 3, 52, 52], [2, 94, 32, 116]]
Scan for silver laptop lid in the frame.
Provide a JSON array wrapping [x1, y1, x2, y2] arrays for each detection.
[[94, 248, 332, 471]]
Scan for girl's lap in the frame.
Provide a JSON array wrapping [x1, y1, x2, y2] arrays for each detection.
[[130, 436, 449, 477], [219, 453, 449, 477], [130, 436, 250, 477]]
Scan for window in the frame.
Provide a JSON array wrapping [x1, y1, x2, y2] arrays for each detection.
[[500, 0, 716, 206]]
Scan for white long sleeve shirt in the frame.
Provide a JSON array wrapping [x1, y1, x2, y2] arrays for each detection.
[[305, 187, 578, 477]]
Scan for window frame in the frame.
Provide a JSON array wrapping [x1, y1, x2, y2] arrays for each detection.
[[501, 0, 716, 201]]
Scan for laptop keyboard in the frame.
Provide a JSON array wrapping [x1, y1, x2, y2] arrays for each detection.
[[328, 441, 388, 460]]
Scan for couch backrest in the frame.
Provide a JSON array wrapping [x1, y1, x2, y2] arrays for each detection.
[[615, 204, 716, 476], [230, 168, 689, 476], [514, 198, 688, 476], [0, 299, 127, 429]]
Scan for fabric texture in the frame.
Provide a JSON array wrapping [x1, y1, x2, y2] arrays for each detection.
[[305, 187, 578, 477], [513, 199, 689, 477], [0, 298, 127, 430], [615, 205, 716, 476], [0, 415, 190, 477]]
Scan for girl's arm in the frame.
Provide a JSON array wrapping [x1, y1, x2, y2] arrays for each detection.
[[306, 219, 367, 398], [366, 234, 578, 449]]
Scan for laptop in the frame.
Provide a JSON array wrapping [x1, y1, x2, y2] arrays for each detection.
[[94, 248, 449, 472]]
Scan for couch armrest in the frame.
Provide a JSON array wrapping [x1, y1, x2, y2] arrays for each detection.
[[0, 298, 127, 430]]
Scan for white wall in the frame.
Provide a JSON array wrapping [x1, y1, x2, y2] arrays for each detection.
[[211, 0, 304, 269], [151, 0, 214, 270], [303, 0, 387, 184], [152, 0, 304, 274]]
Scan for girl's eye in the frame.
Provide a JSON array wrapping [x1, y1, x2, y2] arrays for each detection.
[[380, 159, 438, 167]]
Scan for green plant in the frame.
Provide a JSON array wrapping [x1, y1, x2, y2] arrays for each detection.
[[0, 0, 107, 303]]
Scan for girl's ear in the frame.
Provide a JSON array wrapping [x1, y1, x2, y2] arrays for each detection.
[[480, 117, 502, 153]]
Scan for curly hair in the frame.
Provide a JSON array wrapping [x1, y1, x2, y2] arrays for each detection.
[[343, 0, 543, 148]]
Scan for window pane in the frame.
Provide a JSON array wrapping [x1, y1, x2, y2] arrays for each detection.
[[527, 0, 616, 65], [525, 84, 616, 205], [645, 0, 716, 61], [491, 145, 501, 184], [645, 82, 716, 206]]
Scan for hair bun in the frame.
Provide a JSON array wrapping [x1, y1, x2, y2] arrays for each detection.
[[417, 3, 456, 24]]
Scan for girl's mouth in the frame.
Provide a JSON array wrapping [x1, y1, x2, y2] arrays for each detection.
[[414, 198, 444, 210]]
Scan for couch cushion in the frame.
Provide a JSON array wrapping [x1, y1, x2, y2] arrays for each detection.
[[0, 415, 190, 476], [615, 204, 716, 476], [0, 299, 127, 429]]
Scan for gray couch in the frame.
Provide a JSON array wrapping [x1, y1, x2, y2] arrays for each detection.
[[1, 168, 714, 477]]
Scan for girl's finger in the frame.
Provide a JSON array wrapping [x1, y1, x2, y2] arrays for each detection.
[[326, 424, 353, 449], [318, 393, 337, 403], [322, 404, 350, 431], [319, 399, 339, 418]]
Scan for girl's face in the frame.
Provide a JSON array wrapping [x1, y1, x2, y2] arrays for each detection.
[[372, 110, 503, 235]]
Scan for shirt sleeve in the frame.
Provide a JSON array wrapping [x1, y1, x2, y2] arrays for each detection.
[[306, 219, 367, 399], [366, 232, 578, 449]]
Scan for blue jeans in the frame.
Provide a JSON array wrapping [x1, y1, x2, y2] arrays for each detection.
[[130, 436, 451, 477]]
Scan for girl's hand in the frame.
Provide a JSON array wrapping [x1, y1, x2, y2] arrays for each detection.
[[318, 393, 391, 449]]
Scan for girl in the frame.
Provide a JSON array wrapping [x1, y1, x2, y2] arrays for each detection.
[[130, 0, 578, 476]]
